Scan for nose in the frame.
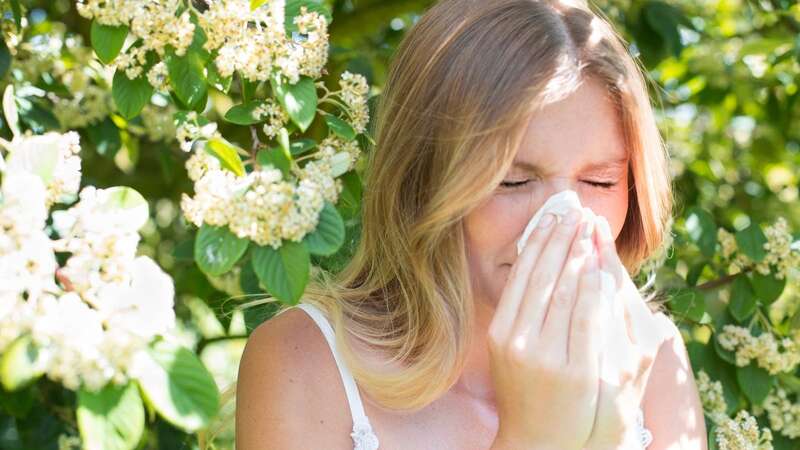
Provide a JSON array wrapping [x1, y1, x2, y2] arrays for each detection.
[[522, 177, 592, 222]]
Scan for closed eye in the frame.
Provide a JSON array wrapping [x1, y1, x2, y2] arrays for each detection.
[[499, 180, 617, 189]]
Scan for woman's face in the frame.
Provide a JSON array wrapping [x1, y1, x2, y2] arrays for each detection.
[[463, 77, 630, 309]]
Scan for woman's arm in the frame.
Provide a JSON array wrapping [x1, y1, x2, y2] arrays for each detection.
[[641, 319, 708, 450], [236, 309, 356, 450]]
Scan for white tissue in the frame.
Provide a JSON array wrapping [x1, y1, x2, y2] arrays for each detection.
[[516, 190, 583, 256], [515, 189, 627, 385]]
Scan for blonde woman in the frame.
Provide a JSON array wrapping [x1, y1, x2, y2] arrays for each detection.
[[236, 0, 706, 449]]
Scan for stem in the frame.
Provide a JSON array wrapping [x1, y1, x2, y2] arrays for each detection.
[[695, 266, 754, 291], [319, 96, 350, 111], [196, 334, 248, 354], [249, 125, 262, 169]]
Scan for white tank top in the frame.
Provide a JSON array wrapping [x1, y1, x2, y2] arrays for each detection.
[[286, 302, 654, 450]]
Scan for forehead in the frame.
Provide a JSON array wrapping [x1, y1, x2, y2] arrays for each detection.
[[513, 78, 627, 172]]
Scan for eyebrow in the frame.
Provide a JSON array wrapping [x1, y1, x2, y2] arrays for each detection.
[[512, 156, 629, 173]]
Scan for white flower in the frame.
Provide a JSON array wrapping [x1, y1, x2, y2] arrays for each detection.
[[5, 131, 82, 206], [96, 256, 175, 340]]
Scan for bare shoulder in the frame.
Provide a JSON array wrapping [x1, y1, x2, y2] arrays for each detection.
[[235, 307, 355, 450], [642, 316, 708, 450]]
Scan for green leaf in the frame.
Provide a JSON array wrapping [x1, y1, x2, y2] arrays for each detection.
[[643, 1, 685, 58], [0, 383, 34, 418], [86, 116, 122, 158], [735, 364, 772, 405], [90, 21, 129, 64], [133, 339, 220, 432], [289, 138, 316, 156], [270, 73, 317, 132], [206, 62, 232, 93], [250, 0, 268, 10], [251, 240, 310, 305], [324, 113, 356, 140], [166, 47, 207, 110], [205, 138, 245, 177], [750, 272, 786, 304], [16, 96, 59, 133], [687, 341, 741, 415], [302, 201, 345, 256], [667, 288, 706, 323], [77, 382, 144, 450], [242, 300, 280, 331], [728, 275, 757, 322], [0, 37, 11, 80], [0, 335, 43, 391], [713, 335, 737, 365], [8, 0, 21, 31], [685, 262, 706, 287], [684, 207, 717, 257], [112, 70, 153, 119], [337, 170, 363, 221], [194, 224, 249, 276], [278, 127, 291, 154], [706, 424, 718, 450], [735, 223, 768, 262], [777, 373, 800, 395], [224, 101, 267, 125], [256, 147, 291, 178]]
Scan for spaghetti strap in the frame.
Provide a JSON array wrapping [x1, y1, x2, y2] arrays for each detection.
[[287, 303, 380, 450]]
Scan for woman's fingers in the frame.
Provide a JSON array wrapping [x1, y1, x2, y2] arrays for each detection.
[[568, 248, 606, 376], [538, 218, 595, 365], [489, 211, 558, 344], [595, 215, 669, 356], [511, 207, 584, 346]]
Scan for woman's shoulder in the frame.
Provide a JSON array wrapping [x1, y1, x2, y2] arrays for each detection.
[[235, 307, 357, 450]]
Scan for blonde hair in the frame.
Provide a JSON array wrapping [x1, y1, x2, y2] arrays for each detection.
[[223, 0, 674, 434]]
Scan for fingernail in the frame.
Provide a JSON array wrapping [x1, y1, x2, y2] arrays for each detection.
[[539, 213, 555, 228], [562, 208, 581, 225]]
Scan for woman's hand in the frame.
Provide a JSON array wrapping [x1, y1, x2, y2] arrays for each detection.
[[488, 208, 613, 450], [583, 216, 673, 450]]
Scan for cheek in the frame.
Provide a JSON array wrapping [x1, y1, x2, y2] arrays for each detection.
[[581, 188, 629, 239], [463, 195, 528, 261]]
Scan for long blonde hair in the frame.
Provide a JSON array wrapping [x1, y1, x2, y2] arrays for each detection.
[[224, 0, 674, 431]]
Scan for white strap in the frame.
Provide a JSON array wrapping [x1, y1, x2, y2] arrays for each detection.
[[293, 303, 374, 430]]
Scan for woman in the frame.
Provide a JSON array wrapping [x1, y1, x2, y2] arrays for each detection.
[[236, 0, 707, 449]]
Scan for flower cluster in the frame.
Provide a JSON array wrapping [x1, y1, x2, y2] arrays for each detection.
[[755, 386, 800, 438], [139, 102, 178, 142], [175, 112, 221, 152], [76, 0, 195, 80], [697, 369, 728, 423], [717, 217, 800, 280], [0, 131, 176, 392], [696, 370, 774, 449], [3, 132, 82, 207], [255, 99, 291, 139], [180, 135, 359, 248], [198, 1, 329, 84], [715, 410, 773, 450], [717, 325, 800, 375], [336, 71, 370, 134], [10, 25, 112, 130]]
